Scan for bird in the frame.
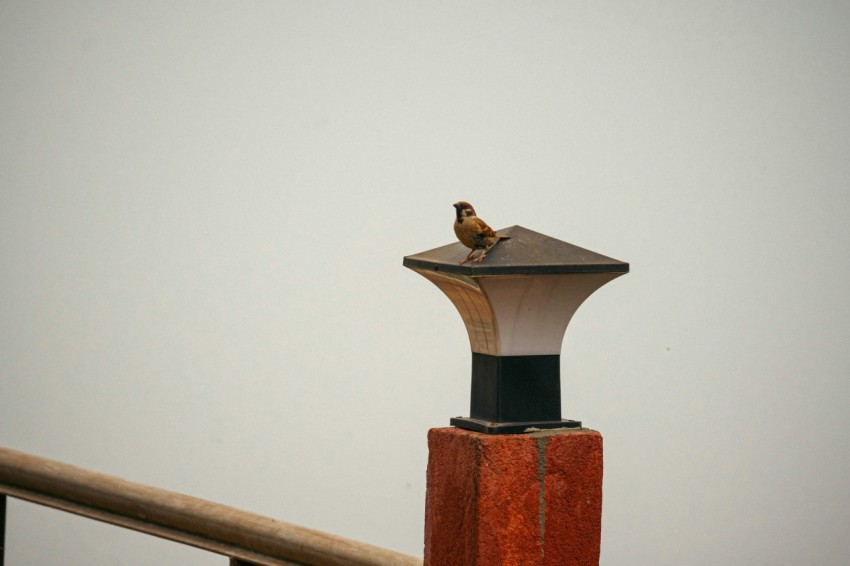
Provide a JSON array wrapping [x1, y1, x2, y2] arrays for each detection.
[[452, 201, 510, 264]]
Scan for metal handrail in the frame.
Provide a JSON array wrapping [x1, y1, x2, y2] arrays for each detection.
[[0, 446, 421, 566]]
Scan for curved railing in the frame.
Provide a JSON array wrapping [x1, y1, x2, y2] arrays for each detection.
[[0, 446, 421, 566]]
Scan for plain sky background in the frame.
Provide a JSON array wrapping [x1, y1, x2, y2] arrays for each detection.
[[2, 2, 849, 564]]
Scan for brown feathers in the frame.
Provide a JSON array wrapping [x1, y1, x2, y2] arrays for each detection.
[[452, 201, 510, 264]]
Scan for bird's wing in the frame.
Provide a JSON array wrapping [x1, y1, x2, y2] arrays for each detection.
[[470, 216, 497, 237]]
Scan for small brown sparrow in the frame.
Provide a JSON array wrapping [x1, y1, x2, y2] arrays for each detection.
[[453, 201, 510, 264]]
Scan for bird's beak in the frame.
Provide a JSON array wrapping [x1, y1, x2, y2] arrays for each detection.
[[452, 202, 460, 210]]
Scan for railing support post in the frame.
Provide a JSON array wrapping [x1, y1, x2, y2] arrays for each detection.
[[1, 494, 6, 566]]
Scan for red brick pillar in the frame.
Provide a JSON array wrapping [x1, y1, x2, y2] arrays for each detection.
[[424, 427, 602, 566]]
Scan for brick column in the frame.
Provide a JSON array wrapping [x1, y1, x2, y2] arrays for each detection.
[[424, 427, 602, 566]]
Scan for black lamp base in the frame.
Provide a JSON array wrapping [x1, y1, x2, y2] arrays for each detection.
[[459, 353, 575, 434], [450, 416, 582, 435]]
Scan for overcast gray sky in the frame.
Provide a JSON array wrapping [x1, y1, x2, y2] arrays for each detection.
[[2, 2, 849, 564]]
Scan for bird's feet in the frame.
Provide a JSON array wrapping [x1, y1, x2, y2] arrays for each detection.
[[460, 251, 477, 264]]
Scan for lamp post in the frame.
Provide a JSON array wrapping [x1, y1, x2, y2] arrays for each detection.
[[404, 225, 628, 434], [407, 225, 628, 565]]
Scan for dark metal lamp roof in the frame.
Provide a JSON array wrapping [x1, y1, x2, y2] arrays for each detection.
[[402, 225, 629, 276]]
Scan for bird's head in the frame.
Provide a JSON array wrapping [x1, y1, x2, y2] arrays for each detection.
[[453, 201, 477, 222]]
